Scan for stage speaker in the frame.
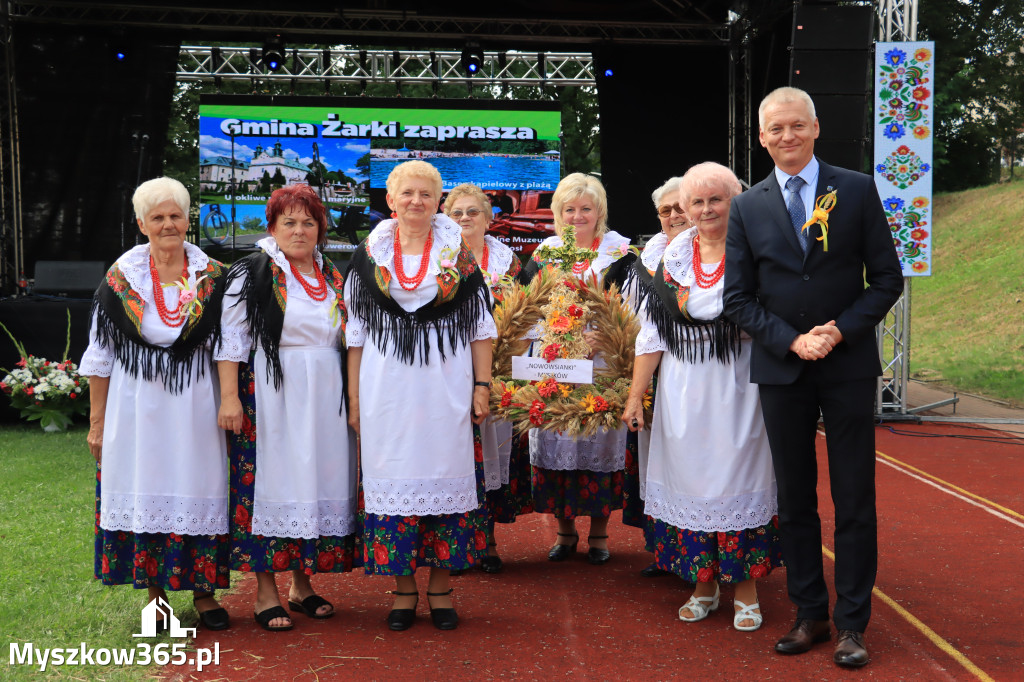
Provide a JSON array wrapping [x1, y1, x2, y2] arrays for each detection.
[[789, 2, 874, 171], [791, 4, 875, 51], [33, 260, 106, 297]]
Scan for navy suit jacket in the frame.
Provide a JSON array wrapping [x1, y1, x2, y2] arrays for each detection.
[[723, 158, 904, 385]]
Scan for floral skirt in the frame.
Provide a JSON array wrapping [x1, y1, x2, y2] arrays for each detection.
[[531, 466, 624, 520], [486, 432, 535, 527], [228, 359, 361, 575], [647, 516, 784, 584], [94, 466, 230, 591], [621, 430, 645, 528], [361, 423, 488, 576]]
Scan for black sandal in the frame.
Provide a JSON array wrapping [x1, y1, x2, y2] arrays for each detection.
[[387, 591, 418, 631], [193, 592, 230, 631], [480, 542, 503, 574], [587, 535, 611, 565], [548, 532, 579, 562], [287, 594, 335, 620], [426, 588, 459, 630], [254, 605, 294, 632]]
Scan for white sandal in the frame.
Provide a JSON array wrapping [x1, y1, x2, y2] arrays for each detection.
[[678, 584, 720, 622], [733, 599, 763, 631]]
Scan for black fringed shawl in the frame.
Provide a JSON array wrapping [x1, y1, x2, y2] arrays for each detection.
[[346, 236, 490, 365], [225, 251, 347, 389], [90, 256, 227, 394], [646, 260, 741, 364], [623, 257, 658, 311]]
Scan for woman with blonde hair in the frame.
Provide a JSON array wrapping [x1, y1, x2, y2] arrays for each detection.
[[347, 161, 495, 630], [622, 162, 782, 631], [522, 172, 636, 565]]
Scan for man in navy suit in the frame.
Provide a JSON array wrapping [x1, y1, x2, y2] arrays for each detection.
[[723, 87, 903, 668]]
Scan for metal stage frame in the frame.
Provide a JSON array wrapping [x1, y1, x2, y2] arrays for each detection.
[[1, 0, 934, 419], [177, 47, 598, 88], [875, 0, 927, 417]]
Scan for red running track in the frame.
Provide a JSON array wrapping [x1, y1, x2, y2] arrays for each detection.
[[170, 423, 1024, 681]]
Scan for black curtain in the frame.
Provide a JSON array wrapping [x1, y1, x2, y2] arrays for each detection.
[[13, 25, 181, 275], [595, 44, 731, 240]]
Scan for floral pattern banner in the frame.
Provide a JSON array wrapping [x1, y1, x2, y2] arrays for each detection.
[[875, 41, 935, 277]]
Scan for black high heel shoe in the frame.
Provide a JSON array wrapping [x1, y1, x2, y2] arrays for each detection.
[[426, 588, 459, 630], [193, 592, 230, 631], [587, 535, 611, 565], [547, 532, 579, 562], [387, 591, 418, 631], [480, 542, 503, 574]]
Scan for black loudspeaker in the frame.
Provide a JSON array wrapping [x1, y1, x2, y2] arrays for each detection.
[[791, 4, 875, 51], [792, 51, 872, 95], [33, 261, 106, 297], [789, 2, 874, 172]]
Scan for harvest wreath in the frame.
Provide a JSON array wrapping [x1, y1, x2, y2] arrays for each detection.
[[488, 227, 651, 437]]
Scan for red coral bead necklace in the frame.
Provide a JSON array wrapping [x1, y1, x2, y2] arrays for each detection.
[[149, 256, 190, 327], [692, 233, 725, 288], [393, 226, 434, 290], [571, 236, 601, 276], [290, 260, 329, 301]]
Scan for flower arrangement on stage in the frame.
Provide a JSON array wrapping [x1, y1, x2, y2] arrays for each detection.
[[489, 224, 650, 436], [0, 311, 89, 432]]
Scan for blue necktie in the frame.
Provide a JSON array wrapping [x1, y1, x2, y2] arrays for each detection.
[[786, 176, 808, 254]]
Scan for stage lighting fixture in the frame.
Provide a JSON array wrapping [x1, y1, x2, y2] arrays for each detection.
[[603, 68, 614, 77], [114, 50, 127, 62], [262, 35, 286, 72], [461, 43, 484, 76]]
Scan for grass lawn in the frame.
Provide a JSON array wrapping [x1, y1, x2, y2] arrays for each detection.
[[0, 424, 229, 680], [910, 180, 1024, 405]]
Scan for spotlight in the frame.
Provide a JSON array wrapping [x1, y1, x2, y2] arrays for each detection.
[[262, 35, 286, 72], [114, 50, 127, 62], [603, 68, 613, 77], [461, 43, 484, 76]]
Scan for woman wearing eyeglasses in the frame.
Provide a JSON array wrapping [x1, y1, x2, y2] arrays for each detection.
[[621, 176, 688, 578], [443, 183, 531, 574]]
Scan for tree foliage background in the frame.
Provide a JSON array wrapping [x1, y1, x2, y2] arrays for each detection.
[[919, 0, 1024, 190]]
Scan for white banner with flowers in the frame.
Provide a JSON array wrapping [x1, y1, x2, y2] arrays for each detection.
[[874, 41, 935, 277]]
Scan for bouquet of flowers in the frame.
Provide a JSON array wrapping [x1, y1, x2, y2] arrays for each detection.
[[1, 310, 89, 431]]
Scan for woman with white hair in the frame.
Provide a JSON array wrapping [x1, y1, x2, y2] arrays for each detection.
[[82, 176, 231, 632], [622, 162, 782, 632], [621, 175, 687, 578], [522, 172, 636, 565]]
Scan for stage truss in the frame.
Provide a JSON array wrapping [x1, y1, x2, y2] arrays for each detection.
[[177, 47, 598, 88], [875, 0, 920, 416]]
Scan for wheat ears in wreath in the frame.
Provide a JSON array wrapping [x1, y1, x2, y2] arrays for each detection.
[[488, 227, 651, 437]]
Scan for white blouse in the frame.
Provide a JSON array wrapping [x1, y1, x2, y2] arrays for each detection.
[[216, 237, 357, 540], [81, 242, 228, 536], [348, 216, 497, 515]]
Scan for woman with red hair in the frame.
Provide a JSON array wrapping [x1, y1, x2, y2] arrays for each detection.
[[216, 184, 360, 632]]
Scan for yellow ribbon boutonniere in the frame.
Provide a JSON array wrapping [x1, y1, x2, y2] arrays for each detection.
[[801, 189, 838, 252]]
